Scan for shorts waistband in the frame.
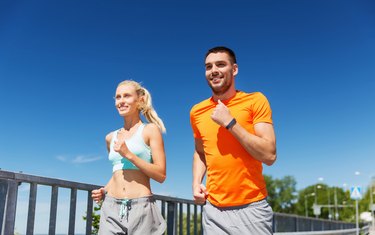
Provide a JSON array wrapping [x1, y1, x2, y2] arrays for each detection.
[[208, 198, 268, 210], [104, 194, 154, 205]]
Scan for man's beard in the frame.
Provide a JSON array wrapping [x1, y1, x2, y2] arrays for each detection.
[[208, 78, 232, 96]]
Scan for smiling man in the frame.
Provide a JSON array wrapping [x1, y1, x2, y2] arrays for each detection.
[[190, 46, 277, 234]]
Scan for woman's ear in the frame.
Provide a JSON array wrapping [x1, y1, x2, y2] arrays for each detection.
[[137, 96, 145, 111]]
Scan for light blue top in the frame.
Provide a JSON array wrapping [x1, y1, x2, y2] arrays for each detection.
[[108, 123, 152, 172]]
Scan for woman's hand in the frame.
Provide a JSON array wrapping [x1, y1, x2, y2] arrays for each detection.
[[91, 187, 105, 204], [113, 129, 131, 159]]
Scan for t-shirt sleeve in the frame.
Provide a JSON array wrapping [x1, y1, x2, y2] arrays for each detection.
[[252, 92, 273, 124], [190, 106, 201, 138]]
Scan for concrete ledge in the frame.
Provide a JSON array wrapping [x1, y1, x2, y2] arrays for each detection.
[[274, 228, 357, 235]]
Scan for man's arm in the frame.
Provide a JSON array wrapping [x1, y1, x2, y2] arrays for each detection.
[[211, 100, 276, 166], [229, 122, 276, 166], [192, 138, 208, 204]]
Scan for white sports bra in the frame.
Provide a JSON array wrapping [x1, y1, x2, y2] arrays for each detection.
[[108, 123, 152, 172]]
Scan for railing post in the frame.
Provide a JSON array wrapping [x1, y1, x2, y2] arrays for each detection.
[[167, 201, 176, 235], [26, 182, 37, 235], [193, 205, 197, 235], [200, 205, 203, 235], [295, 215, 298, 232], [187, 204, 191, 235], [85, 191, 93, 235], [68, 188, 77, 235], [161, 201, 166, 218], [3, 180, 18, 235], [0, 179, 8, 235], [49, 186, 58, 235], [179, 203, 183, 235]]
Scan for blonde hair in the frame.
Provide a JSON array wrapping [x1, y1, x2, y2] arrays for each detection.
[[117, 80, 166, 133]]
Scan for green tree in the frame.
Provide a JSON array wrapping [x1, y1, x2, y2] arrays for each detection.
[[176, 213, 202, 235], [358, 180, 375, 223], [296, 184, 355, 222], [265, 174, 298, 214], [83, 205, 101, 235], [264, 174, 277, 208]]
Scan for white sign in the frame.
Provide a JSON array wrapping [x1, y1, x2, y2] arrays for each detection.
[[313, 204, 321, 216], [350, 186, 362, 200]]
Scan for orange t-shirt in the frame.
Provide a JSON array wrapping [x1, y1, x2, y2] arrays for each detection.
[[190, 91, 273, 207]]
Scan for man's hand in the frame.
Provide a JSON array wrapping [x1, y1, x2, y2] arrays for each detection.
[[211, 100, 233, 127], [193, 184, 208, 205]]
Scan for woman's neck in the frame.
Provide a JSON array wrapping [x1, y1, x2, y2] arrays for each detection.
[[123, 117, 142, 131]]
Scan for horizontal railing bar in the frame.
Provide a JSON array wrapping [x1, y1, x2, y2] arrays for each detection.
[[1, 169, 362, 235], [273, 212, 355, 225], [0, 170, 100, 190], [274, 227, 358, 235], [154, 194, 195, 204], [0, 171, 197, 204]]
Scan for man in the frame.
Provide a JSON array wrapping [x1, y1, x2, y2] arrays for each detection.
[[190, 46, 277, 234]]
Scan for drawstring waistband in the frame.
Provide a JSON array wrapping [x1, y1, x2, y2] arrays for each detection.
[[104, 195, 154, 221], [119, 199, 131, 221]]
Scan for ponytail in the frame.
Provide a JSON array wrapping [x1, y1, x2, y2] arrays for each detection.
[[140, 88, 166, 133]]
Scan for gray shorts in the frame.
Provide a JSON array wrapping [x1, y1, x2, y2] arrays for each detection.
[[203, 199, 273, 235], [98, 195, 166, 235]]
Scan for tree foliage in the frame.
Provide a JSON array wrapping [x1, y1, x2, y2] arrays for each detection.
[[265, 174, 298, 214], [83, 205, 101, 235], [176, 213, 202, 235], [294, 184, 355, 221], [264, 174, 372, 223]]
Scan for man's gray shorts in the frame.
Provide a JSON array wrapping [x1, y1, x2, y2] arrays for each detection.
[[98, 195, 166, 235], [203, 199, 273, 235]]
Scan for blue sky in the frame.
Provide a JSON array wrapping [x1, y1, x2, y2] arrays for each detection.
[[1, 0, 375, 233]]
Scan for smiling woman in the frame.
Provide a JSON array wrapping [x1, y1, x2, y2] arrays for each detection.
[[91, 80, 167, 235], [1, 1, 375, 233]]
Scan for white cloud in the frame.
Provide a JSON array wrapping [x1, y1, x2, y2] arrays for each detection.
[[72, 155, 101, 164], [56, 155, 67, 162], [56, 155, 102, 164]]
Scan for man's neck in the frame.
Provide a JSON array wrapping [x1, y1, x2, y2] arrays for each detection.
[[212, 88, 237, 102]]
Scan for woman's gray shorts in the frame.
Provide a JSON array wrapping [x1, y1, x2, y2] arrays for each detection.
[[98, 195, 166, 235], [203, 199, 273, 235]]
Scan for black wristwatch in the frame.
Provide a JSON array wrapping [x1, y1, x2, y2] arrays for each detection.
[[225, 118, 237, 130]]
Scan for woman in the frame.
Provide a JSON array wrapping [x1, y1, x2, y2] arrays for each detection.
[[92, 80, 167, 235]]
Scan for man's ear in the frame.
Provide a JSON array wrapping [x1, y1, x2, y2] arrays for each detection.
[[233, 63, 238, 76]]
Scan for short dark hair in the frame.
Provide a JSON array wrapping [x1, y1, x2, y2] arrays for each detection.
[[205, 46, 237, 64]]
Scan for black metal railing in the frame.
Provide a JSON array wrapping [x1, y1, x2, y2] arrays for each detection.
[[0, 170, 202, 235], [0, 170, 361, 235], [273, 212, 356, 232]]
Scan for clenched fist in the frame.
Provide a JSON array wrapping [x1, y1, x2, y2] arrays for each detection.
[[211, 100, 233, 127], [113, 129, 131, 159]]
